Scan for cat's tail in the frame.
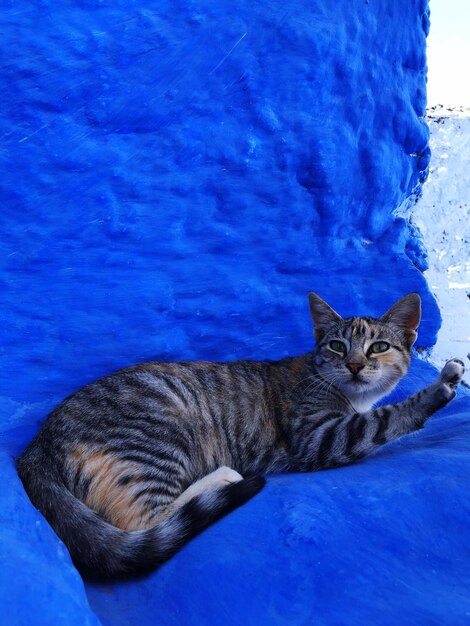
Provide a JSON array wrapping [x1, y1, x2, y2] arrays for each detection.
[[17, 451, 265, 580]]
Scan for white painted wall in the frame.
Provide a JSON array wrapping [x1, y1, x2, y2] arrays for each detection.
[[413, 108, 470, 383]]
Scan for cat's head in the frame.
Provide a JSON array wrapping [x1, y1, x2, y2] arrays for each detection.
[[308, 292, 421, 405]]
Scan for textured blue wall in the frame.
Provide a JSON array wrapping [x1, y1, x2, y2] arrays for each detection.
[[3, 1, 466, 625], [1, 0, 437, 453]]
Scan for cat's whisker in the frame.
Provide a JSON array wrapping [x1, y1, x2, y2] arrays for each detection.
[[289, 374, 319, 397]]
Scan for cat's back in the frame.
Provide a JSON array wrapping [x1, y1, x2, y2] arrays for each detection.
[[22, 356, 302, 472], [49, 357, 277, 426]]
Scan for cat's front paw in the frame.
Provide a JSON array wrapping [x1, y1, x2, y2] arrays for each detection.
[[435, 359, 465, 404], [439, 358, 465, 389]]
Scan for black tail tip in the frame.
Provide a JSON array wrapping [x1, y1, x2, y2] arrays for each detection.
[[223, 474, 266, 509], [242, 475, 266, 494]]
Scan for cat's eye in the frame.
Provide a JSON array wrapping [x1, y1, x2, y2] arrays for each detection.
[[329, 340, 346, 354], [369, 341, 390, 354]]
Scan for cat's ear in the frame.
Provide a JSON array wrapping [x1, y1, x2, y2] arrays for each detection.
[[308, 292, 342, 341], [380, 293, 421, 348]]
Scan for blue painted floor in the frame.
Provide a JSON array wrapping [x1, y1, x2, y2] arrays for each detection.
[[3, 359, 469, 625]]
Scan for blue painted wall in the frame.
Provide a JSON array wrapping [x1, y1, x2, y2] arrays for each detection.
[[1, 0, 436, 452], [4, 2, 466, 625]]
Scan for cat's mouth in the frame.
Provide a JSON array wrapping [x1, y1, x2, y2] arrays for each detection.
[[348, 375, 369, 387]]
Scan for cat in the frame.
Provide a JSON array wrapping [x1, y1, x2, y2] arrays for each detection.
[[17, 292, 465, 580]]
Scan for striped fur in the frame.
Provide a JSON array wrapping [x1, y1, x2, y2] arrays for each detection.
[[17, 293, 465, 579]]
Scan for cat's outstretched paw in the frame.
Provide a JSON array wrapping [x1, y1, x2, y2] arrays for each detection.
[[435, 359, 465, 404], [440, 358, 465, 389]]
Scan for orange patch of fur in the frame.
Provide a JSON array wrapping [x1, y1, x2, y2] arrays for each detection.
[[70, 449, 156, 531], [374, 351, 401, 366], [372, 351, 408, 376]]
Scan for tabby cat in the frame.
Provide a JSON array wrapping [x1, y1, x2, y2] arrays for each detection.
[[18, 292, 465, 580]]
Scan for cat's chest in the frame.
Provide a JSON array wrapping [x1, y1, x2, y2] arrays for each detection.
[[348, 393, 381, 414]]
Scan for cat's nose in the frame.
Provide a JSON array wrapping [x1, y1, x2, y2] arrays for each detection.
[[346, 362, 365, 374]]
